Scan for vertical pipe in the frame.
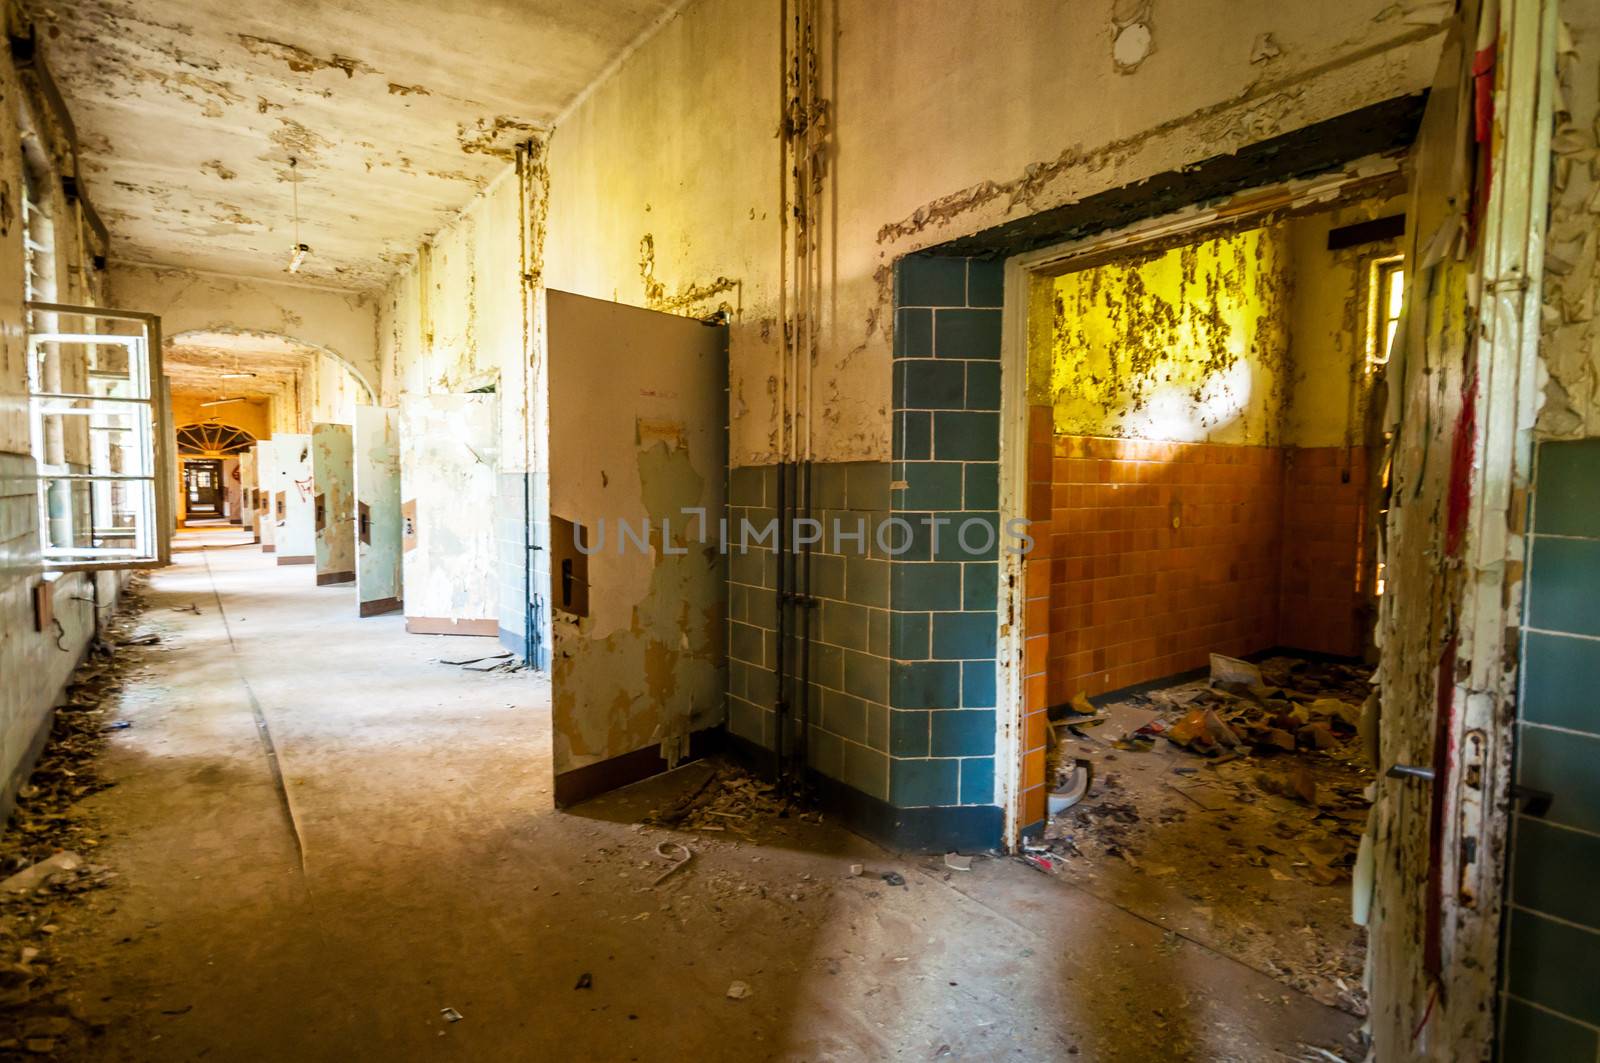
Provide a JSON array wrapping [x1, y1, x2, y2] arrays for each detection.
[[771, 0, 791, 781], [517, 143, 538, 669]]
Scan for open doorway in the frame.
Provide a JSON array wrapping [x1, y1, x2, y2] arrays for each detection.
[[183, 459, 224, 518], [1007, 189, 1406, 1016]]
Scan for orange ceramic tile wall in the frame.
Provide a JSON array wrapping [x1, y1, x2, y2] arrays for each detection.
[[1278, 446, 1370, 657], [1018, 406, 1368, 828]]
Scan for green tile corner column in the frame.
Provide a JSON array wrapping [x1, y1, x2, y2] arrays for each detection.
[[724, 459, 896, 808], [1499, 437, 1600, 1059], [885, 252, 1006, 851]]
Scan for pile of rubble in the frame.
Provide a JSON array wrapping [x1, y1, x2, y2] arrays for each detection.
[[0, 579, 151, 1054], [1032, 653, 1375, 1015], [645, 760, 818, 836], [1050, 654, 1372, 802]]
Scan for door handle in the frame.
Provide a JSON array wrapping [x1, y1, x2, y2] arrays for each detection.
[[1386, 764, 1435, 782], [1511, 784, 1553, 818]]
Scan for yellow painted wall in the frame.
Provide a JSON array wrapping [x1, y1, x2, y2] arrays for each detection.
[[1283, 198, 1403, 448], [170, 392, 272, 443], [1027, 199, 1403, 447], [540, 0, 1443, 464], [1029, 225, 1291, 445]]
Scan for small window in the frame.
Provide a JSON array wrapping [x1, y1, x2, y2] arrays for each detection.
[[1367, 257, 1405, 368]]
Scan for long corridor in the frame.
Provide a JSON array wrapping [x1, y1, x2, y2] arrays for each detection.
[[40, 530, 1361, 1061]]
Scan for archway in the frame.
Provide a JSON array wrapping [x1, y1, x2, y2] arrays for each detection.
[[174, 422, 256, 526], [176, 422, 256, 456]]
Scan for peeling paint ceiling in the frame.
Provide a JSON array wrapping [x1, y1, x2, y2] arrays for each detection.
[[28, 0, 679, 289], [165, 330, 318, 399]]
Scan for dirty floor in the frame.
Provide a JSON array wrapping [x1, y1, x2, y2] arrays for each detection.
[[17, 528, 1363, 1061], [1034, 666, 1375, 1018]]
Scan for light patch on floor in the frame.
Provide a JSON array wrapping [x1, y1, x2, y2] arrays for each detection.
[[34, 528, 1362, 1059]]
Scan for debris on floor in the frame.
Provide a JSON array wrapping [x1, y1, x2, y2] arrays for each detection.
[[441, 651, 526, 674], [1033, 655, 1375, 1015], [0, 577, 153, 1054], [644, 759, 818, 835]]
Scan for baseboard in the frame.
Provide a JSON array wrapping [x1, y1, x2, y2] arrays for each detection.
[[1047, 644, 1371, 719], [261, 544, 276, 553], [276, 555, 314, 566], [722, 733, 1003, 853], [495, 626, 549, 670], [554, 728, 725, 809], [359, 597, 402, 617], [316, 571, 355, 586], [404, 616, 499, 636]]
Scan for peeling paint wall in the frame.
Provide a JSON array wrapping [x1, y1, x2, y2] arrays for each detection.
[[354, 405, 401, 610], [1536, 6, 1600, 439], [545, 292, 727, 788], [398, 394, 497, 627], [0, 0, 126, 815], [1029, 225, 1292, 445], [541, 0, 1443, 467], [264, 433, 315, 561], [109, 263, 380, 395], [1494, 2, 1600, 1055], [377, 165, 531, 649], [1284, 197, 1405, 448], [311, 422, 354, 581]]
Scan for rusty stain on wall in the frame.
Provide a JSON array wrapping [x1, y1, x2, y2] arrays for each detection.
[[457, 116, 544, 160], [637, 233, 740, 318]]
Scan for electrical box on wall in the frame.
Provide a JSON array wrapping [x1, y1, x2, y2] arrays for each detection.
[[32, 576, 55, 633]]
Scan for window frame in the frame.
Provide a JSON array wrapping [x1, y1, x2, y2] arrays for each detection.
[[25, 300, 171, 571]]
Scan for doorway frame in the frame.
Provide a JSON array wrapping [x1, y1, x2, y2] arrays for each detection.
[[993, 154, 1411, 848]]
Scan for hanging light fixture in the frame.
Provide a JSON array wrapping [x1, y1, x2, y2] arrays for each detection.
[[286, 157, 310, 273]]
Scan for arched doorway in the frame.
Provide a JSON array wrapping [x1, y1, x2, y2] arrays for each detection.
[[176, 422, 255, 525]]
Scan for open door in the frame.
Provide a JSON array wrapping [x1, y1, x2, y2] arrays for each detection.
[[256, 441, 277, 553], [238, 447, 258, 542], [21, 302, 169, 569], [1364, 1, 1557, 1056], [354, 406, 402, 617], [546, 291, 727, 807], [399, 394, 497, 635], [311, 423, 355, 585], [266, 434, 314, 565]]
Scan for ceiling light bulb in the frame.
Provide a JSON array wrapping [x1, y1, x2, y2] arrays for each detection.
[[288, 243, 310, 273]]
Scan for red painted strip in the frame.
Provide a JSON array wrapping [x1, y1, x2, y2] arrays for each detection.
[[1445, 370, 1478, 559]]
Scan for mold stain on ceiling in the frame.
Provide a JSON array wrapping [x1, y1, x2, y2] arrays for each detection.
[[27, 0, 680, 289]]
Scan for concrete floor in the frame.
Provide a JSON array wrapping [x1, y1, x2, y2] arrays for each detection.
[[47, 528, 1363, 1061]]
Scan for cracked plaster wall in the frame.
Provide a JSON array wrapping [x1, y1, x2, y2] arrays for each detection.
[[540, 0, 1445, 467], [0, 0, 124, 817], [108, 263, 381, 399]]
